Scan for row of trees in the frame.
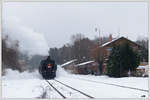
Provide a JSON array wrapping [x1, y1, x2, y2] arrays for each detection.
[[49, 33, 110, 64], [2, 36, 25, 75]]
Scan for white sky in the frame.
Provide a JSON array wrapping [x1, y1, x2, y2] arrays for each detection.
[[3, 2, 148, 48]]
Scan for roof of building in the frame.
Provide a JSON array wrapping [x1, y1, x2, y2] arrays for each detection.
[[75, 61, 95, 67], [100, 36, 139, 48], [61, 59, 77, 67]]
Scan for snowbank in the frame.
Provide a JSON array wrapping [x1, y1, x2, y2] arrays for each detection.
[[2, 69, 45, 98], [2, 69, 42, 80], [56, 66, 72, 78]]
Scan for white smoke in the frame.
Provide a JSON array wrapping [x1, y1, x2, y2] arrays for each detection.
[[2, 16, 49, 56]]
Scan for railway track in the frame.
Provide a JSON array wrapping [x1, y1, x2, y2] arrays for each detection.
[[73, 77, 149, 92], [45, 79, 94, 99], [45, 80, 66, 99]]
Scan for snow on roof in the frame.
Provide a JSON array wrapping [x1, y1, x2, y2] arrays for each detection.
[[75, 61, 94, 67], [137, 65, 149, 70], [100, 37, 121, 47], [61, 59, 77, 67], [101, 36, 138, 48]]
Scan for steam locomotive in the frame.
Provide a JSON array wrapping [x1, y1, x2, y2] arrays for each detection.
[[39, 56, 57, 79]]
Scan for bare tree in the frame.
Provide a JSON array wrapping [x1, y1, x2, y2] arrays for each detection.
[[90, 36, 110, 75], [91, 47, 105, 75], [71, 33, 95, 63], [2, 35, 24, 75]]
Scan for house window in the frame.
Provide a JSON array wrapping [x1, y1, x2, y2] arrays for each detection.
[[106, 48, 112, 55], [106, 48, 112, 52]]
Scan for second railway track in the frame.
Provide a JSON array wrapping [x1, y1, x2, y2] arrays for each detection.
[[73, 77, 148, 92]]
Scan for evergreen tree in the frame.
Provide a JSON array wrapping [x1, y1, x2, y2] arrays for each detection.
[[107, 43, 140, 77], [120, 43, 140, 72], [136, 39, 148, 62], [106, 45, 121, 77], [139, 46, 148, 62]]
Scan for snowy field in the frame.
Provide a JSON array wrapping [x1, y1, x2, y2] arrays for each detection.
[[2, 66, 149, 99]]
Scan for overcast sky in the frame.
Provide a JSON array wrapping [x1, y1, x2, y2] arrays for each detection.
[[3, 2, 148, 51]]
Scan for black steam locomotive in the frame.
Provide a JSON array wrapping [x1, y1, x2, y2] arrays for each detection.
[[39, 56, 57, 79]]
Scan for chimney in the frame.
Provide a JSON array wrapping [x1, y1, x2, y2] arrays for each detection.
[[109, 34, 112, 41]]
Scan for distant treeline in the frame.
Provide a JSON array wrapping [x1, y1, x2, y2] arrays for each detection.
[[49, 33, 110, 64]]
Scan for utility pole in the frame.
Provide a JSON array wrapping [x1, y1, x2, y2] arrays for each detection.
[[117, 27, 120, 38], [95, 27, 101, 46]]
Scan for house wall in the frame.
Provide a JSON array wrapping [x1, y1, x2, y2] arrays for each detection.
[[75, 62, 99, 75], [62, 61, 100, 75], [63, 63, 76, 72]]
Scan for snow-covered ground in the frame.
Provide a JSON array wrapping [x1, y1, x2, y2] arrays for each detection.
[[2, 69, 44, 98], [2, 66, 148, 98], [72, 74, 148, 90]]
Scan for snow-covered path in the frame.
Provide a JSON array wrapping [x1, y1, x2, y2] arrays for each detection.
[[2, 66, 148, 98]]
